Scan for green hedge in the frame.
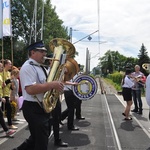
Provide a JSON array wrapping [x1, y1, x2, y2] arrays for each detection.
[[107, 71, 124, 85]]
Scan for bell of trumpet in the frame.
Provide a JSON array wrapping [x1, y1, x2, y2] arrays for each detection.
[[64, 58, 79, 81], [142, 63, 150, 71]]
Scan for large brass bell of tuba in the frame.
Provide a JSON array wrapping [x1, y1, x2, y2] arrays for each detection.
[[42, 38, 79, 113], [142, 63, 150, 71]]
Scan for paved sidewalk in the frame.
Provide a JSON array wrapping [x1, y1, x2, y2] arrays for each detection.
[[116, 94, 150, 138]]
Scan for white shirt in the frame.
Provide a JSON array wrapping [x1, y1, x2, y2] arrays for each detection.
[[131, 71, 144, 90], [146, 74, 150, 106], [20, 58, 47, 102], [122, 75, 134, 88], [64, 72, 82, 91]]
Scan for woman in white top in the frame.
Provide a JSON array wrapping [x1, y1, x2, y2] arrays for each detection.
[[122, 69, 134, 120]]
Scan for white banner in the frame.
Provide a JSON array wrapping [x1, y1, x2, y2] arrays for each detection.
[[3, 0, 12, 37], [0, 0, 3, 38]]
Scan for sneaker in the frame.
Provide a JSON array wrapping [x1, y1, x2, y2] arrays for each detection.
[[9, 125, 18, 129], [6, 130, 16, 136]]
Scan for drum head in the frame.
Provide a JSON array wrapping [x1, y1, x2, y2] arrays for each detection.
[[72, 74, 97, 100]]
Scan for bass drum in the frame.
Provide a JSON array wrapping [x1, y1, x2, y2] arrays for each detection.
[[72, 74, 97, 100]]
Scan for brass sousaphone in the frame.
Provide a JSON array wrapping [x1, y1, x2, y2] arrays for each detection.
[[43, 38, 79, 113]]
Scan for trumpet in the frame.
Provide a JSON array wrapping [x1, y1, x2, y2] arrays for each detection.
[[130, 76, 142, 82], [43, 56, 59, 62], [142, 63, 150, 71]]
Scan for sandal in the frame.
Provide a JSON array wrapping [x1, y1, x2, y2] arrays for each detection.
[[124, 117, 132, 121], [122, 113, 132, 117]]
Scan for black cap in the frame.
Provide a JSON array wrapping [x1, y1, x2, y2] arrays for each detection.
[[26, 41, 47, 51]]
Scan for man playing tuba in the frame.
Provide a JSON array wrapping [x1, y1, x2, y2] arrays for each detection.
[[13, 41, 64, 150]]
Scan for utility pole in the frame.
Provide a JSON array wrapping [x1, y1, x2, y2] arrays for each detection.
[[85, 48, 90, 74], [34, 0, 37, 42], [41, 0, 44, 40], [69, 27, 72, 43]]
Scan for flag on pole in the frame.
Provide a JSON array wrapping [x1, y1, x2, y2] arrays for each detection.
[[0, 0, 3, 38], [3, 0, 12, 37]]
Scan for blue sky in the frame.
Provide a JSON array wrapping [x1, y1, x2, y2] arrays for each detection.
[[51, 0, 150, 70]]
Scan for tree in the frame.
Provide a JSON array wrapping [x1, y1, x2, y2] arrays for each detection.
[[0, 0, 69, 67], [138, 43, 150, 75], [98, 49, 139, 75]]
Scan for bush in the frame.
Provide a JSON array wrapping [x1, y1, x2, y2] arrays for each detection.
[[107, 71, 124, 85]]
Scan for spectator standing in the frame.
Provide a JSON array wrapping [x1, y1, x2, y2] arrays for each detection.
[[0, 62, 16, 136], [122, 69, 134, 120], [1, 59, 18, 129], [131, 65, 145, 115]]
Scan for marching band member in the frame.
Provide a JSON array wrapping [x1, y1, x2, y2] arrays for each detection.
[[61, 78, 80, 130], [61, 64, 83, 130], [74, 64, 85, 120], [46, 54, 68, 147], [13, 41, 64, 150]]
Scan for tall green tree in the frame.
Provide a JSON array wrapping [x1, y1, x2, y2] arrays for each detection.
[[138, 43, 150, 75], [98, 50, 138, 75], [1, 0, 69, 67]]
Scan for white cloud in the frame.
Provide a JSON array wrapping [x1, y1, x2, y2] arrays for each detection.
[[51, 0, 150, 70]]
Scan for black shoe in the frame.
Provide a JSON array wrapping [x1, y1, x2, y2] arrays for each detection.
[[59, 121, 64, 125], [68, 126, 79, 131], [54, 139, 68, 147], [76, 117, 85, 120], [131, 109, 138, 112]]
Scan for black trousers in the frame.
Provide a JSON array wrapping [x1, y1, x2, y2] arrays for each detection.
[[16, 101, 50, 150], [62, 90, 76, 129], [2, 96, 12, 126], [75, 97, 82, 118], [0, 107, 8, 132], [51, 99, 61, 141]]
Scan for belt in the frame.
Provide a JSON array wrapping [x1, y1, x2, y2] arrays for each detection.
[[24, 100, 42, 105]]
